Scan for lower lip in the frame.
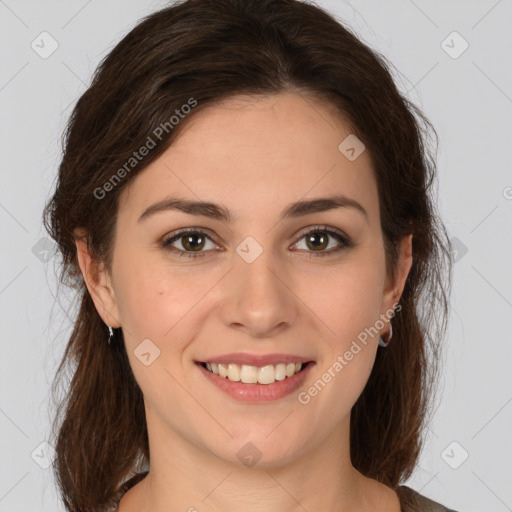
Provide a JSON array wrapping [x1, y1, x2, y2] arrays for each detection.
[[195, 362, 316, 403]]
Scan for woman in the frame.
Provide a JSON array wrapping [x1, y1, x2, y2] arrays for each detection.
[[43, 0, 457, 510]]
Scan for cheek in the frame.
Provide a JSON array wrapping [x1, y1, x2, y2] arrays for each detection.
[[112, 250, 224, 358], [112, 257, 197, 396], [302, 269, 381, 420], [315, 258, 384, 340], [111, 249, 187, 340], [305, 253, 384, 401]]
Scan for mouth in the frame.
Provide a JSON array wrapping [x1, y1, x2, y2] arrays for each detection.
[[194, 359, 316, 402], [196, 360, 313, 385]]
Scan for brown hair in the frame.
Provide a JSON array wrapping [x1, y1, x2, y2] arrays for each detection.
[[43, 0, 453, 510]]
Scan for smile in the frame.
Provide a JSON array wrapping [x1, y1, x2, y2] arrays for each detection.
[[195, 361, 315, 402], [201, 361, 306, 384]]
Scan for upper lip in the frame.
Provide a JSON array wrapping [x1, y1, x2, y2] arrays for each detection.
[[196, 352, 314, 366]]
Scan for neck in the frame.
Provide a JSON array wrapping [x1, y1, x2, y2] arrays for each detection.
[[121, 409, 386, 512]]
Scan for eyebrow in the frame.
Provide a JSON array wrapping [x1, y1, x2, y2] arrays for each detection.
[[137, 194, 368, 224]]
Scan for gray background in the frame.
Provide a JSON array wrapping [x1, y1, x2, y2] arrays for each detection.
[[1, 0, 511, 510]]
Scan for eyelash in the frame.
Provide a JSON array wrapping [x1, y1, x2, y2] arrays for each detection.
[[160, 225, 353, 259]]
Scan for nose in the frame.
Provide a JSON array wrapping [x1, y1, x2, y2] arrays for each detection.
[[218, 244, 299, 339]]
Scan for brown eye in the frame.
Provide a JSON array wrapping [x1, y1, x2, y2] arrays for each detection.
[[160, 225, 352, 260], [161, 229, 217, 258], [292, 226, 352, 257], [305, 231, 329, 251], [178, 233, 206, 252]]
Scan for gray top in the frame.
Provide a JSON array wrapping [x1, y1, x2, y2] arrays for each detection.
[[110, 472, 458, 512], [396, 485, 458, 512]]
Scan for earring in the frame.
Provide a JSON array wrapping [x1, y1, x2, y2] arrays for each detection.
[[107, 325, 114, 345], [378, 320, 393, 348]]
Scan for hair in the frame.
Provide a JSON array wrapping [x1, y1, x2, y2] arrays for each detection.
[[43, 0, 453, 510]]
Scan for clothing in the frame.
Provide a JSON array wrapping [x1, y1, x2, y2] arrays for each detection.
[[395, 485, 458, 511], [111, 471, 458, 511]]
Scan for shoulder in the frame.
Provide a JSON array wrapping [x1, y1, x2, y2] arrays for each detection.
[[395, 485, 459, 512]]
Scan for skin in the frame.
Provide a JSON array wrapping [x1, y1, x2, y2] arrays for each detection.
[[75, 91, 412, 512]]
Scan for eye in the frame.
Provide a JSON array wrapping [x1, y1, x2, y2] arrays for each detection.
[[291, 225, 352, 257], [161, 228, 219, 258], [160, 225, 352, 259]]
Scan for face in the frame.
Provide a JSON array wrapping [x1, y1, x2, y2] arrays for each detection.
[[79, 92, 412, 468]]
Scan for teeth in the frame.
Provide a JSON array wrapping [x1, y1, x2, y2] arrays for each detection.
[[240, 364, 258, 384], [218, 363, 228, 378], [203, 361, 304, 385], [227, 363, 241, 381]]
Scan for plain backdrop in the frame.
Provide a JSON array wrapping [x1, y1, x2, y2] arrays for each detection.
[[1, 1, 511, 510]]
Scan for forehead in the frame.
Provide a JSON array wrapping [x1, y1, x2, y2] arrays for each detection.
[[118, 92, 379, 227]]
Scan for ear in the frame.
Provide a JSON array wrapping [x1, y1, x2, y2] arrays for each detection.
[[380, 234, 413, 323], [74, 228, 121, 328]]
